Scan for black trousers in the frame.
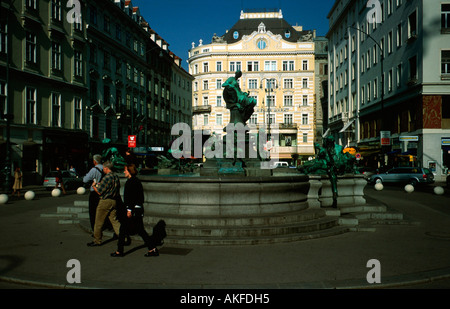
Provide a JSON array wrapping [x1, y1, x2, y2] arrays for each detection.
[[88, 191, 100, 231], [117, 216, 156, 253]]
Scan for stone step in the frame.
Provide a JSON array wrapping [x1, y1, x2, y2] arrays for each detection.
[[338, 205, 387, 214], [142, 208, 327, 228], [162, 226, 350, 246], [57, 206, 88, 214], [163, 216, 340, 238], [74, 200, 88, 207], [354, 211, 404, 221], [41, 213, 78, 219]]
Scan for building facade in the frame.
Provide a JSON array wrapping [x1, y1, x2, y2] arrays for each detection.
[[0, 0, 192, 186], [0, 0, 89, 185], [327, 0, 450, 180], [187, 9, 317, 162]]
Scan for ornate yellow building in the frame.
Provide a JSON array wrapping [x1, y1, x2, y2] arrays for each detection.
[[187, 9, 317, 161]]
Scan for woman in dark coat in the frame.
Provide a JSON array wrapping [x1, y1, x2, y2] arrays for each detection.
[[111, 164, 159, 257]]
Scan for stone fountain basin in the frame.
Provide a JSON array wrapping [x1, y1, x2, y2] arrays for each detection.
[[136, 174, 310, 217]]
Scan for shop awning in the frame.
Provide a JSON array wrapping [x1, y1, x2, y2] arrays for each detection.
[[339, 120, 354, 133]]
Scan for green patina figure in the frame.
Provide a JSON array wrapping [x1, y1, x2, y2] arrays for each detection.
[[222, 70, 257, 125], [101, 138, 127, 172], [300, 136, 359, 208]]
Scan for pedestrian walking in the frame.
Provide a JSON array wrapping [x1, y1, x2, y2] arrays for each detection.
[[55, 167, 66, 195], [83, 154, 104, 232], [11, 167, 23, 197], [87, 161, 121, 247], [110, 164, 159, 257]]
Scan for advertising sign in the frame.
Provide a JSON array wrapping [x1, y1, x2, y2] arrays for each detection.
[[380, 131, 391, 146], [128, 135, 137, 148]]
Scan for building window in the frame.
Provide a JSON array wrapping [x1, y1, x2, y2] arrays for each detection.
[[26, 32, 37, 64], [303, 133, 308, 143], [388, 31, 393, 54], [282, 61, 294, 71], [248, 79, 258, 89], [203, 62, 209, 73], [266, 114, 275, 124], [216, 114, 223, 125], [216, 96, 222, 107], [302, 60, 308, 70], [203, 80, 208, 90], [396, 64, 402, 87], [249, 114, 257, 124], [266, 95, 275, 107], [284, 114, 293, 124], [51, 42, 62, 71], [408, 11, 417, 38], [0, 81, 6, 116], [203, 114, 209, 125], [52, 92, 61, 127], [229, 61, 241, 72], [216, 61, 222, 71], [409, 55, 417, 80], [26, 0, 37, 10], [26, 87, 36, 124], [0, 23, 6, 54], [302, 78, 308, 89], [361, 86, 365, 105], [247, 61, 259, 71], [203, 96, 208, 106], [74, 97, 82, 129], [257, 39, 267, 50], [74, 50, 83, 77], [104, 15, 111, 33], [397, 23, 402, 48], [303, 95, 308, 106], [283, 79, 293, 89], [442, 51, 450, 74], [442, 4, 450, 29], [264, 61, 276, 71], [284, 95, 293, 107], [115, 24, 122, 40], [90, 6, 98, 26], [302, 114, 308, 125], [373, 78, 378, 99], [51, 0, 62, 22]]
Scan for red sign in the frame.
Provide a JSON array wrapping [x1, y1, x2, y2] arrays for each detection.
[[128, 135, 136, 148]]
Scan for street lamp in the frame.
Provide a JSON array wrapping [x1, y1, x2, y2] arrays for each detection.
[[346, 25, 386, 161], [260, 78, 277, 140]]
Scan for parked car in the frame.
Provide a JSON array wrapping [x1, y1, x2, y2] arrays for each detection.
[[369, 167, 434, 186], [273, 162, 289, 168], [43, 170, 84, 190]]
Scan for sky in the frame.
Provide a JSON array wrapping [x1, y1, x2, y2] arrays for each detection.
[[132, 0, 336, 71]]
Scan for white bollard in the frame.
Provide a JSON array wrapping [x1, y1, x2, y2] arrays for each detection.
[[404, 184, 414, 193], [434, 186, 444, 195], [0, 194, 8, 204], [52, 188, 61, 197], [374, 183, 384, 191], [24, 191, 35, 200], [77, 187, 86, 195]]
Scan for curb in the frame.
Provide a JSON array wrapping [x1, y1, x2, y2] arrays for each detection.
[[2, 267, 450, 289]]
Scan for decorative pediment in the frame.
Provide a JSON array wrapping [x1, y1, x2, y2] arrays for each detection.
[[258, 22, 266, 33]]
